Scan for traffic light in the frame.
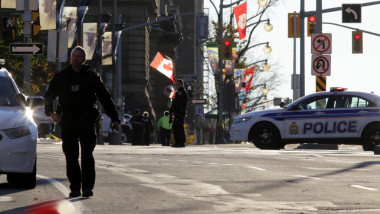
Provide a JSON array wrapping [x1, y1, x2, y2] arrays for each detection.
[[307, 15, 316, 37], [221, 38, 233, 60], [352, 30, 363, 54], [32, 12, 41, 36]]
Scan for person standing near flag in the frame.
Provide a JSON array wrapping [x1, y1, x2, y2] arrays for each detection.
[[169, 79, 188, 147], [157, 111, 173, 146]]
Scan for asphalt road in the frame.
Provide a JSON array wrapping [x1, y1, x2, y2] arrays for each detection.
[[1, 141, 380, 214]]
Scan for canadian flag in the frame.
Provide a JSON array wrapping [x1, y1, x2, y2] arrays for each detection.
[[244, 66, 254, 93], [150, 52, 175, 82], [233, 2, 247, 40], [162, 81, 176, 99]]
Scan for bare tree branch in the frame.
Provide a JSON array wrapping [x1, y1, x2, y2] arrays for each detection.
[[209, 0, 219, 15]]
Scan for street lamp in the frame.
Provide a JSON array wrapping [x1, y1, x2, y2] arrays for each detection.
[[246, 59, 270, 71], [258, 0, 268, 7], [262, 61, 270, 71], [264, 20, 273, 32], [247, 42, 272, 54], [261, 84, 269, 95], [263, 42, 272, 54]]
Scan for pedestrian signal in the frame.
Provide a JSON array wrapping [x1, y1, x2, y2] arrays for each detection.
[[221, 38, 233, 60], [2, 17, 16, 42], [307, 15, 316, 37]]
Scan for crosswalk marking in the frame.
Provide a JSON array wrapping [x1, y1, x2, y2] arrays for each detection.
[[0, 196, 12, 202]]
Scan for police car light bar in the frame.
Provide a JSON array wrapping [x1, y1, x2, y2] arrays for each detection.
[[330, 87, 347, 92]]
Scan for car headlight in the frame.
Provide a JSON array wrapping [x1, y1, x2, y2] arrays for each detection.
[[234, 116, 252, 124], [3, 126, 31, 139]]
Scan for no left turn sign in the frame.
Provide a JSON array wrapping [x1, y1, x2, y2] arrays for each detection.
[[311, 54, 331, 76], [311, 33, 332, 54]]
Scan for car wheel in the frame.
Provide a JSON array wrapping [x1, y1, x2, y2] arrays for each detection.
[[7, 158, 37, 189], [250, 123, 283, 150], [362, 124, 380, 151]]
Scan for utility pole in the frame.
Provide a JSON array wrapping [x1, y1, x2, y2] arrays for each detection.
[[23, 0, 31, 95], [216, 0, 226, 144], [109, 0, 121, 145]]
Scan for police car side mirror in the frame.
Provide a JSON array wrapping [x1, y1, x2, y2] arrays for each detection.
[[14, 93, 27, 106], [279, 102, 286, 108]]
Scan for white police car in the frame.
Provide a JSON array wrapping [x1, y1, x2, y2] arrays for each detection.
[[0, 61, 43, 188], [230, 87, 380, 151]]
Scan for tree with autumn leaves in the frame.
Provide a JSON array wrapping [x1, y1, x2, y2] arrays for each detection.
[[208, 0, 283, 112], [0, 15, 54, 95]]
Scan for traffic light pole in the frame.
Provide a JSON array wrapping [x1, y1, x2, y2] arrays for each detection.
[[23, 0, 31, 95], [216, 0, 226, 144]]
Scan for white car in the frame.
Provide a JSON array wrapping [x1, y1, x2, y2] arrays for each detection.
[[0, 66, 43, 188], [32, 102, 54, 137], [102, 113, 132, 142], [230, 88, 380, 151]]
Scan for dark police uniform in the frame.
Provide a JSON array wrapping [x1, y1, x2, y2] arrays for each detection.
[[169, 87, 188, 147], [44, 64, 119, 193], [142, 115, 153, 146], [130, 113, 144, 145]]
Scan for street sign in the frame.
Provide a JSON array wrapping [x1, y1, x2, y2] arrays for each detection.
[[311, 33, 332, 54], [190, 98, 207, 104], [342, 4, 361, 23], [311, 55, 331, 76], [9, 43, 43, 55]]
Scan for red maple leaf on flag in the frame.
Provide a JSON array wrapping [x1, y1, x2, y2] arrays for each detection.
[[163, 63, 173, 72]]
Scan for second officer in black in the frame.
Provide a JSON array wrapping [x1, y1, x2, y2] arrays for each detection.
[[44, 46, 120, 198]]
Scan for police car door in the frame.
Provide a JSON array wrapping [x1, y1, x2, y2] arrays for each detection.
[[284, 95, 329, 139], [322, 95, 372, 138]]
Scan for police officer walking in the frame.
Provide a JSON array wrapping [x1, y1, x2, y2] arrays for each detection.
[[157, 111, 172, 146], [169, 79, 188, 147], [44, 46, 120, 198]]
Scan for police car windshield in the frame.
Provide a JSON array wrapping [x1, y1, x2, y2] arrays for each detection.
[[0, 77, 19, 106]]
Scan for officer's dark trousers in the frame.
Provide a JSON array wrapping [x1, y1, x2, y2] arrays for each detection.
[[172, 117, 185, 145], [160, 127, 171, 146], [143, 131, 150, 146], [61, 118, 96, 192]]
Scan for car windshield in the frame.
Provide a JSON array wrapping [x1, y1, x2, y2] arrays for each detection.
[[0, 77, 19, 106]]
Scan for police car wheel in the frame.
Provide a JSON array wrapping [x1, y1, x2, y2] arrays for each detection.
[[250, 123, 283, 150], [362, 124, 380, 151]]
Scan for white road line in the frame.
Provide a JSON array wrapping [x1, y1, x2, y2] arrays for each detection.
[[294, 175, 321, 180], [37, 174, 89, 213], [245, 166, 266, 171], [350, 185, 378, 191], [0, 196, 12, 202], [221, 163, 233, 166]]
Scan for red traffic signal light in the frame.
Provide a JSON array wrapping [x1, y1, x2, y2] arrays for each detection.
[[309, 15, 316, 22], [221, 38, 233, 60], [307, 15, 316, 37], [352, 30, 363, 54]]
